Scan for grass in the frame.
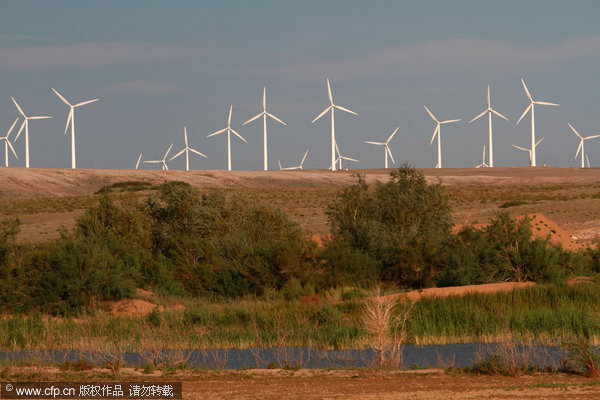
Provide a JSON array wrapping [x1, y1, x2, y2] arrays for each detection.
[[2, 283, 600, 355]]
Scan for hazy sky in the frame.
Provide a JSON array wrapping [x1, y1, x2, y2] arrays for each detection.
[[1, 0, 599, 170]]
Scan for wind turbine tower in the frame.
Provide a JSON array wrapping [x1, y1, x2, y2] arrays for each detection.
[[12, 97, 52, 168], [516, 79, 559, 167], [312, 78, 358, 171], [207, 105, 247, 171], [243, 87, 286, 171], [52, 88, 99, 169], [365, 127, 398, 168], [424, 106, 461, 168], [469, 85, 509, 167], [1, 118, 19, 167], [568, 123, 600, 168], [170, 126, 207, 170]]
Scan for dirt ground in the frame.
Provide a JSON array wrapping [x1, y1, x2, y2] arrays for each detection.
[[181, 370, 600, 400], [1, 166, 600, 243]]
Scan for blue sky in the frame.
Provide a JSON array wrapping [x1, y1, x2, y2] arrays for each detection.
[[1, 0, 599, 170]]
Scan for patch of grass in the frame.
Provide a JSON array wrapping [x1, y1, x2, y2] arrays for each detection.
[[95, 181, 154, 194], [499, 200, 529, 208]]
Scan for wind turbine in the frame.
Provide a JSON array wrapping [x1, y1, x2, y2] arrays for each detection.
[[475, 145, 488, 168], [516, 78, 559, 167], [243, 87, 286, 171], [312, 78, 358, 171], [143, 144, 173, 170], [12, 97, 52, 168], [170, 126, 207, 170], [512, 137, 544, 166], [1, 118, 19, 167], [207, 105, 247, 171], [469, 85, 509, 167], [365, 127, 398, 168], [52, 88, 99, 169], [135, 153, 143, 169], [568, 123, 600, 168], [334, 141, 359, 170], [279, 149, 309, 170], [424, 106, 461, 168]]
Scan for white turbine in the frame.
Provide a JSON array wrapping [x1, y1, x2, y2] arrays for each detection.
[[475, 145, 488, 168], [12, 97, 52, 168], [516, 78, 559, 167], [52, 88, 99, 169], [568, 123, 600, 168], [243, 87, 286, 171], [279, 149, 309, 170], [424, 106, 461, 169], [586, 154, 591, 168], [365, 127, 398, 168], [170, 126, 207, 170], [469, 85, 509, 168], [312, 78, 358, 171], [334, 141, 359, 170], [135, 153, 143, 169], [1, 118, 19, 167], [207, 105, 247, 171], [512, 137, 545, 166], [143, 143, 173, 170]]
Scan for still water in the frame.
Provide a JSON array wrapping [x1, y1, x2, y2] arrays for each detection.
[[0, 344, 570, 369]]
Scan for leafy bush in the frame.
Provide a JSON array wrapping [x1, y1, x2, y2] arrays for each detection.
[[325, 165, 452, 288]]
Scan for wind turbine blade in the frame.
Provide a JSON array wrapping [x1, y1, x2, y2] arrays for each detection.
[[534, 101, 559, 106], [386, 145, 395, 165], [521, 78, 532, 102], [487, 85, 491, 108], [207, 128, 227, 137], [575, 141, 582, 159], [441, 119, 461, 124], [535, 137, 544, 147], [469, 110, 487, 123], [262, 87, 266, 110], [230, 128, 247, 143], [6, 118, 19, 138], [29, 116, 52, 120], [136, 153, 142, 169], [341, 156, 358, 162], [334, 105, 358, 115], [334, 140, 340, 157], [6, 139, 17, 159], [266, 112, 286, 125], [584, 134, 600, 140], [516, 104, 532, 125], [512, 145, 529, 152], [11, 98, 26, 118], [227, 105, 233, 127], [311, 106, 331, 123], [14, 121, 26, 141], [490, 109, 509, 121], [74, 99, 99, 107], [301, 149, 309, 165], [387, 127, 399, 143], [424, 105, 438, 123], [189, 148, 207, 158], [278, 160, 282, 170], [144, 160, 161, 164], [64, 109, 73, 135], [164, 143, 173, 159], [568, 123, 583, 139], [184, 126, 189, 146], [364, 141, 385, 145], [169, 148, 186, 161], [243, 113, 262, 125], [51, 88, 71, 106], [326, 78, 333, 104], [429, 125, 439, 145], [586, 154, 590, 168]]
